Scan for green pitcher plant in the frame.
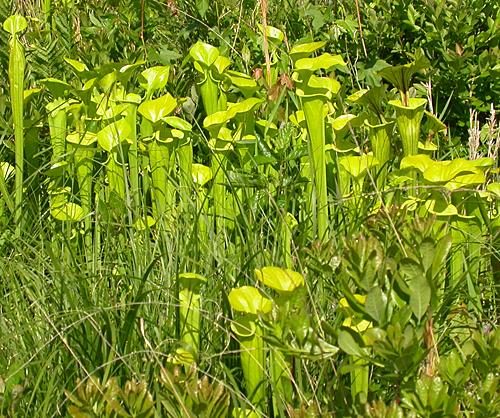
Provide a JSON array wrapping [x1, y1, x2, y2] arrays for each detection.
[[400, 154, 494, 290], [228, 286, 272, 410], [190, 42, 230, 117], [3, 15, 27, 235], [254, 267, 304, 411], [292, 47, 345, 240], [137, 93, 179, 222], [177, 273, 207, 360]]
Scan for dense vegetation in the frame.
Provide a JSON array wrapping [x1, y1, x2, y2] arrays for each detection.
[[0, 1, 499, 417]]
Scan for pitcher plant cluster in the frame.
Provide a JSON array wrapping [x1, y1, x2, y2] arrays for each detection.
[[1, 15, 499, 417]]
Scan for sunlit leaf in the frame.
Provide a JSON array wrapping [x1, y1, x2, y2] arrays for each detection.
[[254, 266, 304, 292], [189, 41, 220, 68], [295, 53, 346, 72], [228, 286, 272, 315], [3, 15, 27, 35], [139, 66, 170, 92], [138, 93, 177, 123], [289, 41, 326, 60], [97, 118, 131, 152], [408, 275, 430, 321], [365, 287, 387, 324]]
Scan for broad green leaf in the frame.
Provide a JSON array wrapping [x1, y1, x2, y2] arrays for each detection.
[[339, 154, 378, 179], [98, 70, 117, 92], [259, 24, 284, 42], [424, 110, 447, 133], [228, 286, 272, 315], [226, 70, 258, 94], [227, 97, 263, 117], [418, 141, 438, 151], [66, 131, 97, 147], [0, 162, 14, 180], [378, 54, 429, 94], [119, 60, 145, 74], [103, 103, 128, 120], [445, 172, 485, 190], [431, 235, 452, 279], [400, 258, 424, 280], [400, 154, 433, 173], [289, 41, 326, 60], [178, 272, 207, 289], [213, 55, 231, 74], [230, 315, 256, 338], [365, 287, 387, 324], [163, 116, 192, 131], [424, 198, 459, 217], [254, 266, 304, 292], [338, 330, 365, 357], [296, 74, 341, 97], [192, 163, 213, 186], [388, 97, 427, 111], [289, 110, 306, 128], [348, 86, 386, 115], [51, 201, 85, 222], [189, 41, 219, 68], [97, 119, 131, 152], [328, 137, 359, 153], [471, 157, 495, 168], [331, 114, 357, 131], [408, 275, 430, 321], [424, 159, 479, 183], [133, 216, 155, 231], [138, 93, 177, 123], [487, 182, 500, 198], [308, 74, 340, 93], [23, 88, 41, 101], [295, 53, 345, 72], [203, 110, 232, 130], [64, 58, 88, 72], [3, 15, 27, 36], [256, 119, 278, 136], [40, 78, 72, 98], [139, 66, 170, 92], [420, 238, 435, 273]]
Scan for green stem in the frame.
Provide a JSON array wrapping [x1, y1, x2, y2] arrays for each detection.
[[0, 165, 15, 215], [149, 139, 175, 222], [199, 74, 220, 116], [239, 324, 266, 408], [302, 97, 328, 241], [47, 100, 68, 163], [8, 28, 26, 236], [179, 288, 201, 353], [366, 120, 394, 190], [125, 103, 140, 213], [350, 356, 369, 403]]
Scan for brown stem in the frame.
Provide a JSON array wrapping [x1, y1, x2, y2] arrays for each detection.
[[354, 0, 368, 58], [260, 0, 272, 86]]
